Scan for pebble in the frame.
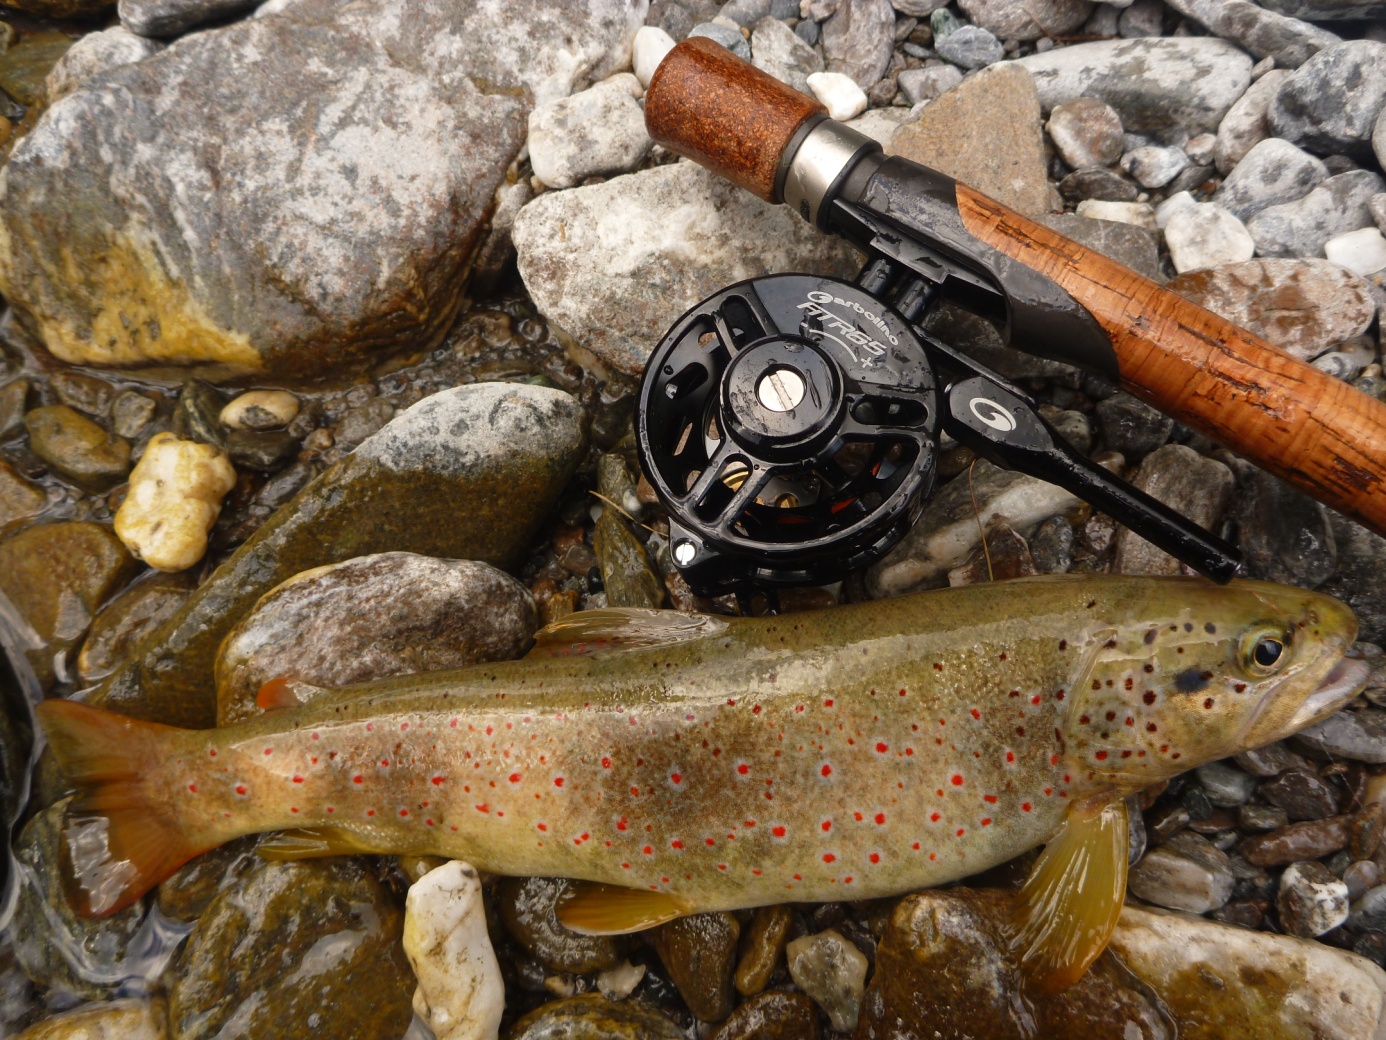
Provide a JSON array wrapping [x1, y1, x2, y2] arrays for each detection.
[[1094, 392, 1173, 458], [1072, 200, 1158, 231], [1237, 741, 1304, 776], [529, 74, 651, 190], [78, 571, 194, 684], [1213, 137, 1327, 222], [1112, 444, 1233, 575], [1129, 830, 1236, 913], [651, 912, 741, 1022], [1235, 470, 1337, 587], [113, 432, 235, 573], [11, 999, 168, 1040], [708, 990, 821, 1040], [118, 0, 258, 36], [1214, 68, 1291, 174], [785, 929, 869, 1033], [111, 391, 158, 440], [45, 26, 161, 103], [1060, 166, 1140, 202], [497, 876, 625, 975], [1029, 516, 1076, 574], [1260, 769, 1340, 821], [1120, 144, 1189, 187], [934, 24, 1003, 68], [1163, 202, 1255, 273], [1325, 227, 1386, 276], [0, 378, 28, 442], [806, 70, 868, 119], [219, 389, 299, 431], [24, 405, 132, 493], [172, 379, 227, 448], [633, 24, 676, 87], [847, 106, 914, 143], [895, 63, 961, 104], [1117, 0, 1163, 36], [52, 372, 117, 419], [1196, 760, 1258, 807], [0, 458, 46, 535], [1353, 884, 1386, 931], [751, 15, 823, 92], [1293, 708, 1386, 764], [1278, 861, 1351, 937], [1165, 258, 1374, 362], [507, 995, 683, 1039], [1047, 96, 1125, 169], [957, 0, 1092, 41], [1168, 0, 1340, 70], [1241, 814, 1352, 866], [402, 861, 504, 1040], [690, 21, 752, 59], [596, 961, 645, 1002], [0, 30, 73, 105], [1240, 803, 1290, 832], [821, 0, 896, 88], [1269, 41, 1386, 156], [734, 905, 795, 996], [1248, 168, 1386, 257], [1346, 860, 1382, 901]]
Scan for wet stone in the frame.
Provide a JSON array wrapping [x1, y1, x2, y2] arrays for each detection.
[[651, 911, 740, 1022], [1028, 516, 1075, 575], [78, 571, 195, 685], [1240, 803, 1290, 832], [1292, 708, 1386, 764], [1248, 169, 1386, 259], [1234, 740, 1304, 777], [708, 989, 820, 1040], [1147, 803, 1191, 843], [784, 929, 867, 1033], [1352, 803, 1384, 859], [111, 392, 157, 441], [1112, 444, 1233, 576], [1345, 859, 1382, 900], [1196, 760, 1257, 808], [1269, 41, 1386, 157], [10, 998, 168, 1040], [171, 380, 226, 450], [0, 378, 29, 442], [507, 994, 684, 1039], [1212, 898, 1267, 929], [1040, 213, 1160, 279], [1278, 860, 1350, 937], [0, 458, 46, 534], [169, 857, 414, 1040], [594, 510, 662, 610], [156, 836, 260, 922], [51, 371, 117, 419], [1094, 392, 1173, 460], [1129, 830, 1235, 912], [497, 877, 626, 975], [1235, 470, 1337, 589], [224, 429, 298, 472], [1260, 769, 1340, 821], [1351, 884, 1386, 931], [24, 406, 132, 493], [1320, 518, 1386, 647], [0, 31, 73, 106], [1240, 814, 1351, 866], [734, 904, 795, 997], [1060, 166, 1140, 202]]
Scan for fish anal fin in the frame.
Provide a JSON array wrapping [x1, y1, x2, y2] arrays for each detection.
[[527, 609, 728, 659], [1010, 797, 1129, 996], [257, 827, 390, 861], [556, 881, 694, 935]]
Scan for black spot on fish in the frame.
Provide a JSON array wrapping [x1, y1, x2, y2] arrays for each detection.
[[1144, 629, 1158, 645], [1184, 623, 1194, 633], [1205, 623, 1217, 635], [1174, 667, 1211, 694]]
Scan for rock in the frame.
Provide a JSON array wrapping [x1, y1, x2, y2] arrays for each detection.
[[895, 63, 961, 104], [0, 31, 73, 106], [1241, 803, 1290, 832], [1129, 830, 1235, 912], [860, 888, 1171, 1039], [1060, 166, 1140, 202], [0, 378, 29, 442], [402, 861, 503, 1040], [634, 24, 676, 87], [751, 15, 822, 92], [51, 372, 119, 420], [708, 990, 820, 1040], [498, 877, 625, 975], [1248, 169, 1386, 258], [1321, 519, 1386, 646], [1346, 859, 1381, 900], [220, 389, 298, 431], [1047, 97, 1124, 169], [784, 929, 867, 1033], [805, 70, 867, 119], [514, 162, 861, 376], [1214, 69, 1290, 174], [1196, 760, 1257, 808], [225, 428, 298, 471], [1013, 38, 1253, 134], [11, 999, 166, 1040], [1167, 0, 1339, 70], [118, 0, 256, 37], [0, 522, 137, 688], [1236, 470, 1336, 588], [216, 554, 538, 722], [114, 432, 235, 572], [1029, 516, 1075, 573], [958, 0, 1091, 40], [889, 63, 1049, 215], [111, 391, 157, 439], [1165, 259, 1374, 363], [77, 571, 194, 685], [1241, 814, 1352, 866], [529, 74, 650, 190], [169, 857, 413, 1040], [594, 509, 662, 610], [172, 379, 227, 449], [651, 912, 740, 1022], [1293, 708, 1386, 764], [596, 961, 646, 1001], [1235, 741, 1305, 777], [1326, 227, 1386, 277], [90, 383, 585, 729], [507, 995, 684, 1039], [45, 27, 161, 104], [1259, 0, 1385, 16], [11, 799, 152, 1003], [1269, 41, 1386, 157], [24, 406, 131, 493], [1109, 904, 1386, 1039], [1277, 860, 1350, 937], [690, 21, 751, 60], [867, 458, 1096, 596], [1121, 144, 1188, 188], [1095, 392, 1172, 459], [1213, 138, 1327, 222], [1163, 203, 1255, 274], [821, 0, 895, 88], [1111, 445, 1233, 575], [848, 107, 914, 144], [734, 905, 794, 997], [934, 24, 1003, 68], [1260, 768, 1340, 820], [156, 836, 260, 922], [0, 459, 45, 535], [0, 1, 640, 383]]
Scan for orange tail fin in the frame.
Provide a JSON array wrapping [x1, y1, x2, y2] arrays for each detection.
[[36, 699, 215, 918]]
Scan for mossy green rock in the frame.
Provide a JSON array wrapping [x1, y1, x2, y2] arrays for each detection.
[[91, 384, 586, 728], [168, 857, 413, 1040], [507, 995, 685, 1040], [24, 405, 131, 492]]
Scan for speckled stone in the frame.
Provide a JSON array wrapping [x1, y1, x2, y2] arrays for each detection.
[[1129, 830, 1235, 912]]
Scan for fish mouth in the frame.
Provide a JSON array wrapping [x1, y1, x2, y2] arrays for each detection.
[[1285, 656, 1371, 732]]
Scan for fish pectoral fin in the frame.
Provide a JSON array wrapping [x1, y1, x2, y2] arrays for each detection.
[[1010, 797, 1129, 996], [255, 677, 327, 712], [256, 827, 391, 860], [527, 608, 728, 659], [555, 881, 695, 935]]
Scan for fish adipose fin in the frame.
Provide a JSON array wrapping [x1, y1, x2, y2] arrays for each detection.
[[35, 699, 213, 918], [1010, 797, 1129, 995], [257, 827, 393, 860], [528, 609, 728, 659], [556, 881, 694, 934]]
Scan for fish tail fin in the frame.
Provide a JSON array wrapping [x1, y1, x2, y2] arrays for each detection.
[[36, 698, 214, 918]]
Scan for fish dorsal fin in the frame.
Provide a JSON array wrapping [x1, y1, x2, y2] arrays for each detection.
[[1010, 797, 1129, 995], [527, 609, 728, 660], [255, 677, 328, 712], [257, 827, 391, 860], [555, 881, 694, 934]]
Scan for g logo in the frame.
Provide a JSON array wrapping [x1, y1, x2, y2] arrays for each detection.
[[969, 397, 1017, 432]]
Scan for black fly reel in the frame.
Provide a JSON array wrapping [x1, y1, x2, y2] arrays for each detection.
[[636, 274, 940, 595]]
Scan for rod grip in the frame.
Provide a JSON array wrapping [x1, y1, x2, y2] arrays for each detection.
[[956, 183, 1386, 538], [645, 36, 825, 202]]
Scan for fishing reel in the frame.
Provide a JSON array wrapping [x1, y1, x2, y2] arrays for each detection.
[[635, 267, 1241, 599]]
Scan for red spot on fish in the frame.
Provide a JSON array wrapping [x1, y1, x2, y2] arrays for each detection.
[[263, 748, 272, 756], [1031, 695, 1041, 705], [1005, 751, 1015, 763], [821, 764, 833, 777], [824, 699, 834, 707], [823, 853, 836, 863], [951, 774, 964, 786], [737, 764, 749, 775], [1050, 755, 1061, 766], [706, 837, 716, 846], [537, 823, 547, 831], [1022, 802, 1032, 812], [933, 663, 943, 671], [617, 819, 628, 831], [670, 773, 682, 784], [672, 839, 684, 849], [773, 826, 786, 837], [930, 812, 941, 822], [380, 759, 390, 768], [643, 846, 653, 855], [475, 804, 489, 813], [870, 852, 880, 864], [187, 783, 197, 794], [956, 828, 966, 837], [208, 749, 217, 757], [1095, 751, 1109, 761], [292, 775, 304, 784], [290, 807, 298, 814], [601, 757, 613, 769], [983, 794, 997, 804], [367, 723, 374, 732], [432, 775, 446, 786], [1147, 722, 1158, 732], [235, 785, 247, 796], [353, 775, 364, 784], [554, 777, 565, 787], [399, 809, 409, 817], [822, 820, 832, 832], [875, 812, 886, 824], [981, 818, 992, 826], [367, 809, 376, 816], [876, 742, 889, 753], [450, 719, 458, 728], [970, 708, 981, 719], [401, 722, 410, 731]]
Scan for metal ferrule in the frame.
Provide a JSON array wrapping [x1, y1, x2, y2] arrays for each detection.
[[779, 119, 880, 229]]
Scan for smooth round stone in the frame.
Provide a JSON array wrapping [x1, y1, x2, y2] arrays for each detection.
[[529, 74, 651, 190], [1269, 40, 1386, 156], [23, 405, 131, 493], [45, 27, 161, 103], [734, 905, 795, 997], [1240, 815, 1352, 866], [0, 458, 45, 535], [172, 379, 227, 449], [1240, 803, 1290, 832], [633, 25, 676, 87], [785, 930, 868, 1034], [1047, 96, 1124, 168], [1292, 707, 1386, 763], [1164, 203, 1255, 274], [651, 913, 741, 1022], [1196, 760, 1258, 808], [508, 995, 684, 1039], [1259, 769, 1340, 820], [1213, 137, 1327, 222], [1028, 516, 1075, 574], [111, 391, 158, 440], [709, 990, 821, 1040], [0, 377, 29, 442], [1345, 859, 1382, 900], [1121, 143, 1188, 188], [220, 389, 299, 431], [9, 998, 167, 1040], [1117, 0, 1162, 36], [78, 571, 195, 684], [1247, 168, 1386, 258], [0, 31, 73, 106], [1094, 392, 1172, 458], [751, 16, 823, 93], [1376, 107, 1386, 177], [1215, 69, 1291, 174], [719, 0, 772, 26], [1185, 132, 1217, 164], [934, 24, 1003, 68], [1060, 165, 1139, 201], [957, 0, 1092, 41], [821, 0, 896, 88], [1326, 226, 1386, 276], [1128, 831, 1235, 913], [1235, 469, 1337, 588], [497, 877, 626, 975], [1112, 444, 1233, 575], [896, 63, 962, 104], [806, 70, 868, 119], [1351, 883, 1386, 931], [688, 21, 752, 59], [1155, 190, 1197, 228], [1278, 861, 1350, 937]]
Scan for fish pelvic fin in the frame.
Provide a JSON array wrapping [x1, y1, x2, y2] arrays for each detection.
[[35, 698, 214, 919], [1010, 797, 1129, 995], [257, 827, 394, 860], [555, 881, 695, 935], [528, 609, 728, 659]]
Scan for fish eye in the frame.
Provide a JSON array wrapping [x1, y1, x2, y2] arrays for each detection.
[[1243, 629, 1289, 675]]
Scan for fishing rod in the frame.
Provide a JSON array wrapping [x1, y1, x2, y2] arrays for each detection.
[[632, 37, 1386, 598]]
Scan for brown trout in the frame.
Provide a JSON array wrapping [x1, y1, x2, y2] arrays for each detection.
[[39, 574, 1367, 991]]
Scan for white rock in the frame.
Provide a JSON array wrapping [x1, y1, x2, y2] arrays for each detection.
[[633, 24, 675, 87], [1164, 202, 1255, 273], [846, 106, 914, 144], [1120, 143, 1190, 188], [403, 861, 504, 1040], [1155, 189, 1197, 228], [528, 73, 651, 190], [806, 70, 868, 120], [596, 960, 646, 1001], [786, 930, 869, 1033], [1075, 199, 1157, 229], [896, 64, 963, 105], [1214, 68, 1290, 174], [45, 27, 162, 103], [219, 389, 299, 430], [114, 433, 236, 573], [1185, 131, 1217, 164], [1326, 227, 1386, 276], [1278, 861, 1351, 937], [1213, 136, 1328, 221]]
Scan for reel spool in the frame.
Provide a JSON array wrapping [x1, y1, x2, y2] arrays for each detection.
[[636, 274, 939, 596]]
